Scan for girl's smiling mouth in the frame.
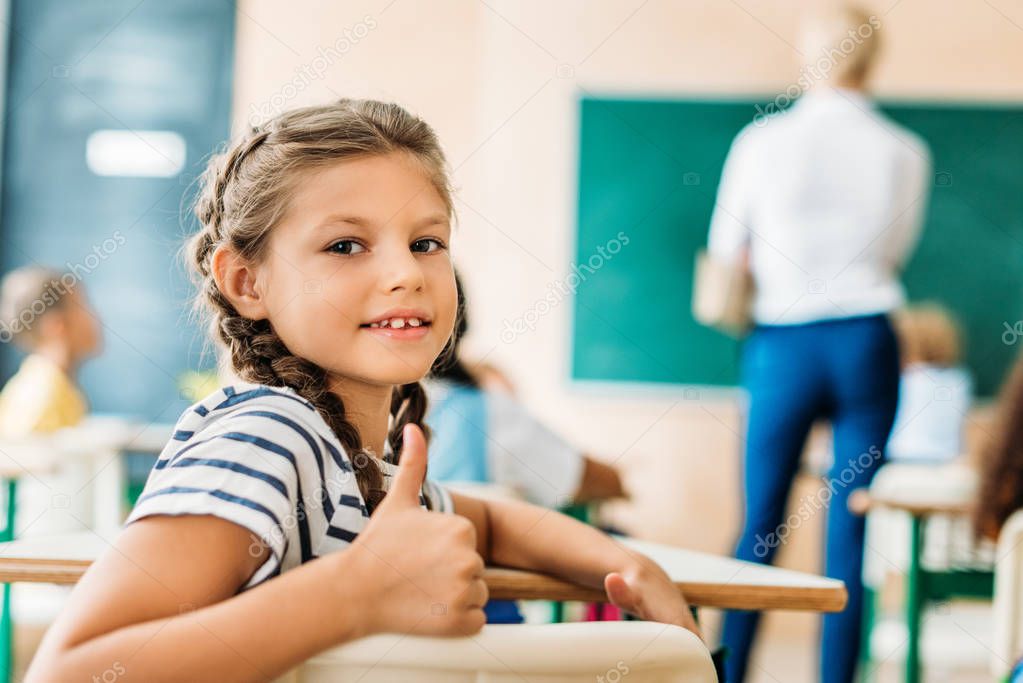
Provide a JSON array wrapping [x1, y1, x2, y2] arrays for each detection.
[[361, 308, 432, 340]]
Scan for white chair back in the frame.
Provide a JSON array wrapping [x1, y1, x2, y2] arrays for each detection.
[[277, 622, 715, 683], [992, 508, 1023, 677]]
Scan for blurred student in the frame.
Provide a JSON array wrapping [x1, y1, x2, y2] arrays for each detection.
[[887, 304, 971, 462], [427, 275, 626, 510], [0, 267, 101, 438], [0, 267, 103, 536], [428, 277, 628, 624], [709, 5, 932, 682]]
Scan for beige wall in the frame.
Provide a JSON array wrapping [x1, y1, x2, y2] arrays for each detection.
[[231, 0, 1019, 600]]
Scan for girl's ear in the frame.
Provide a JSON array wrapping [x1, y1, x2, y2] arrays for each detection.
[[211, 245, 269, 320]]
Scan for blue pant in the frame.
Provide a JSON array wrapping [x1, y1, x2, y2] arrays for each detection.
[[721, 314, 900, 683]]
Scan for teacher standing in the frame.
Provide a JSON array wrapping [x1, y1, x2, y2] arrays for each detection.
[[708, 6, 931, 683]]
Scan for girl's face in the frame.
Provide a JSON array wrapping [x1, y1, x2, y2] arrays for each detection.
[[253, 152, 456, 390]]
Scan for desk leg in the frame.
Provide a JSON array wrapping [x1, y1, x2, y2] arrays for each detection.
[[858, 585, 876, 683], [550, 601, 564, 623], [905, 515, 923, 683], [0, 479, 17, 683]]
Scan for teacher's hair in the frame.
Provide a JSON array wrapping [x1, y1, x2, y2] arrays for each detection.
[[799, 4, 882, 87]]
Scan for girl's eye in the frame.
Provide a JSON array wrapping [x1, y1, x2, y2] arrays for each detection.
[[411, 238, 445, 254], [327, 240, 366, 255]]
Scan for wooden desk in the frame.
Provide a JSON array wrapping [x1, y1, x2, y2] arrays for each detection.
[[0, 532, 847, 613]]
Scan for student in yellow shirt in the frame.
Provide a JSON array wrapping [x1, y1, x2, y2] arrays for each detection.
[[0, 266, 103, 533], [0, 267, 102, 437]]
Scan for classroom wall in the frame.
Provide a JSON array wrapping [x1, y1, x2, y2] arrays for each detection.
[[230, 0, 1020, 584]]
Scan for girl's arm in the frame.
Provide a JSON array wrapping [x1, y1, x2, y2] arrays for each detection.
[[27, 515, 368, 683], [452, 492, 702, 637], [572, 456, 626, 502], [28, 428, 486, 683]]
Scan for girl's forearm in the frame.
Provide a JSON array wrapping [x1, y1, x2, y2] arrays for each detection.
[[28, 551, 365, 683], [485, 498, 648, 589], [573, 456, 626, 502]]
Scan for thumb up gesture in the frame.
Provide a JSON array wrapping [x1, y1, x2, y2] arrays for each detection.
[[347, 425, 489, 637]]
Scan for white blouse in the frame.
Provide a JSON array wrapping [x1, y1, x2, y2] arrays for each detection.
[[708, 87, 932, 325]]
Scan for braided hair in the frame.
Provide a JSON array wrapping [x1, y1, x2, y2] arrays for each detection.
[[430, 270, 478, 389], [187, 99, 454, 514]]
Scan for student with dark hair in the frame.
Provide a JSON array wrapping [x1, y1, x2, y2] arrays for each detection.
[[428, 274, 626, 510]]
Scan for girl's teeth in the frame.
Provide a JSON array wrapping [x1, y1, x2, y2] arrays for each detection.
[[368, 317, 425, 329]]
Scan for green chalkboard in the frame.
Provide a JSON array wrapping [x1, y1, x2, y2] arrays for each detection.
[[572, 96, 1023, 397]]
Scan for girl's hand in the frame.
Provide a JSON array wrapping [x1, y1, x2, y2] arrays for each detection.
[[604, 558, 703, 641], [344, 425, 488, 638]]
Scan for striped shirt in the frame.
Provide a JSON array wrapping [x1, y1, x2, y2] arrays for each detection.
[[125, 383, 453, 589]]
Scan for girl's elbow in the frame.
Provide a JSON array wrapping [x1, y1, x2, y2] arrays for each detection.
[[24, 640, 87, 683], [23, 658, 64, 683]]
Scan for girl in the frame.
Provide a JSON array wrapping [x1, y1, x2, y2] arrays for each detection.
[[25, 99, 699, 682]]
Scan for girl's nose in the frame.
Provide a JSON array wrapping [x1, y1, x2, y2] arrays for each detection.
[[382, 244, 425, 293]]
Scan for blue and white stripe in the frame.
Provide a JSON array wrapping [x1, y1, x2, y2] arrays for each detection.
[[126, 382, 453, 589]]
